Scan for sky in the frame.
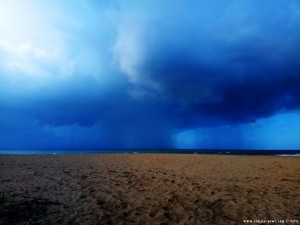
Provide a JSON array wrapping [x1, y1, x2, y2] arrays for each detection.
[[0, 0, 300, 150]]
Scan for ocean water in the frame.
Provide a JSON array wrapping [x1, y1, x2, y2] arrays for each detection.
[[0, 149, 299, 156]]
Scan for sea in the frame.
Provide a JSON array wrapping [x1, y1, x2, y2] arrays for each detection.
[[0, 149, 299, 156]]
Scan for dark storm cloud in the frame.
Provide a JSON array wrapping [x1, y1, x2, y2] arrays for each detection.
[[138, 40, 300, 127], [0, 71, 174, 148], [115, 0, 300, 127]]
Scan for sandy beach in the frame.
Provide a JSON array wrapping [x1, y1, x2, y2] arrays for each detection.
[[0, 154, 299, 225]]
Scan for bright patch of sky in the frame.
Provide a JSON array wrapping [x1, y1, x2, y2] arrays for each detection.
[[174, 112, 300, 149]]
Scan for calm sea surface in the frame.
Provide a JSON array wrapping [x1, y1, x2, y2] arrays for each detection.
[[0, 149, 299, 156]]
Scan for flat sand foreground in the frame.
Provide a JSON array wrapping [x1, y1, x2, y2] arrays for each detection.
[[0, 154, 299, 225]]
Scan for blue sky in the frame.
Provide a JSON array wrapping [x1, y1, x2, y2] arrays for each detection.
[[0, 0, 300, 150]]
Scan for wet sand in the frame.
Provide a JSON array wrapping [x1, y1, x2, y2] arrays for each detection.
[[0, 154, 299, 225]]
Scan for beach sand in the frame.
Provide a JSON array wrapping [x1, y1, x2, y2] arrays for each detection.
[[0, 154, 299, 225]]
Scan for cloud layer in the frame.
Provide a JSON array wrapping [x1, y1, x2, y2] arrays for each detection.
[[1, 0, 300, 149]]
